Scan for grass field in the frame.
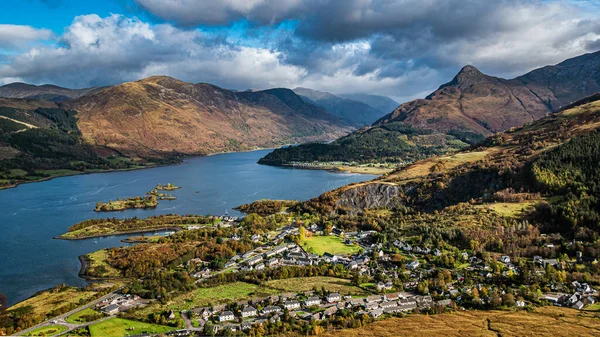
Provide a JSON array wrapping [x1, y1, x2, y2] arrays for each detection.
[[300, 235, 362, 255], [475, 201, 538, 217], [89, 318, 174, 337], [320, 306, 600, 337], [132, 282, 279, 319], [25, 325, 67, 336], [265, 277, 369, 296], [9, 286, 98, 318], [65, 308, 103, 324], [83, 249, 123, 278]]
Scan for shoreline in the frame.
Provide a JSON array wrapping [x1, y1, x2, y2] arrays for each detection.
[[258, 162, 391, 175], [55, 226, 184, 241]]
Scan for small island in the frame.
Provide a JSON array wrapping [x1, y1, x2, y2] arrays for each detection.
[[94, 195, 158, 212], [154, 183, 180, 191], [56, 214, 215, 240]]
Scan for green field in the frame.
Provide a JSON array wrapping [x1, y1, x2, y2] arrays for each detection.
[[89, 318, 174, 337], [300, 235, 362, 255], [133, 282, 279, 319], [66, 308, 104, 324], [265, 277, 369, 296], [26, 325, 68, 336]]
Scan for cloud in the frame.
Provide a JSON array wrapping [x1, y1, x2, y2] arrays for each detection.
[[0, 25, 53, 49], [1, 0, 600, 103], [0, 14, 304, 89]]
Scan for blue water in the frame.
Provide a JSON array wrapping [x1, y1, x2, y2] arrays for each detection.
[[0, 149, 375, 305]]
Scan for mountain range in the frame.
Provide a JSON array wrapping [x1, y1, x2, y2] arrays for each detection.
[[260, 50, 600, 166], [293, 87, 390, 126]]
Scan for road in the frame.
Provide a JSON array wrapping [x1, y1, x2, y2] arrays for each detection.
[[17, 291, 119, 336]]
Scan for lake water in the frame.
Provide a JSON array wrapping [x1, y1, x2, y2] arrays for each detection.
[[0, 149, 375, 306]]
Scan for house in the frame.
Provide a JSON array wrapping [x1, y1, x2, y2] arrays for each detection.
[[219, 311, 235, 322], [251, 234, 261, 242], [167, 310, 176, 320], [255, 263, 265, 270], [262, 306, 281, 315], [323, 306, 338, 317], [407, 261, 420, 269], [241, 306, 257, 318], [516, 300, 526, 307], [367, 295, 383, 303], [267, 258, 279, 267], [501, 256, 511, 264], [305, 296, 321, 307], [370, 308, 384, 318], [240, 322, 252, 331], [103, 304, 120, 315], [379, 301, 397, 309], [284, 300, 301, 310], [327, 293, 341, 303], [246, 255, 263, 266], [385, 293, 400, 301], [365, 302, 379, 310], [572, 301, 585, 310], [586, 296, 596, 305]]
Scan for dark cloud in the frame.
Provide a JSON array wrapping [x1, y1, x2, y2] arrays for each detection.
[[0, 1, 599, 102]]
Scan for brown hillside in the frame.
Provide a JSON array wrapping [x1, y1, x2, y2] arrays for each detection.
[[63, 76, 352, 157], [376, 50, 600, 135]]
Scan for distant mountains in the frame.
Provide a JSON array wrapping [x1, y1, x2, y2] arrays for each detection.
[[293, 88, 391, 126], [338, 93, 399, 116], [0, 83, 101, 102], [261, 50, 600, 166]]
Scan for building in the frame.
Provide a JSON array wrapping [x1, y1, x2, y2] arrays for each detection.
[[305, 296, 321, 307], [219, 311, 235, 322], [407, 260, 420, 269], [241, 306, 257, 318], [262, 306, 281, 315], [284, 300, 301, 310], [327, 293, 341, 303]]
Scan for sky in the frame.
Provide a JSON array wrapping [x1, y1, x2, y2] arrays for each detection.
[[0, 0, 599, 102]]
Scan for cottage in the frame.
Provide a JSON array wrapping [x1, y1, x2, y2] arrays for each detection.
[[379, 301, 397, 309], [284, 300, 301, 310], [103, 304, 120, 315], [219, 311, 235, 322], [370, 308, 384, 318], [323, 306, 338, 317], [365, 301, 379, 310], [241, 306, 257, 318], [305, 296, 321, 307], [246, 255, 263, 266], [385, 293, 400, 301], [262, 306, 281, 315], [367, 295, 383, 303], [327, 293, 341, 303], [501, 256, 511, 264], [572, 301, 585, 310]]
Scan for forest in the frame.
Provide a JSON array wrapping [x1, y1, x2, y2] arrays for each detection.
[[258, 122, 470, 165]]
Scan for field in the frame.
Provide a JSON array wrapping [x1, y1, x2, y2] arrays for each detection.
[[265, 277, 369, 296], [25, 325, 68, 336], [9, 285, 98, 318], [132, 282, 279, 319], [300, 235, 362, 255], [83, 249, 123, 278], [319, 307, 600, 337], [65, 308, 103, 324], [475, 201, 538, 217], [89, 318, 174, 337]]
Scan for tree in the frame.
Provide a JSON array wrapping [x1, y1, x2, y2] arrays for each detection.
[[502, 293, 515, 306]]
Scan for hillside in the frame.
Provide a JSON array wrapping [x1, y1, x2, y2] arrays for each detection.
[[62, 76, 352, 157], [0, 83, 100, 102], [293, 87, 387, 126], [0, 99, 148, 189], [378, 50, 600, 135], [300, 94, 600, 226]]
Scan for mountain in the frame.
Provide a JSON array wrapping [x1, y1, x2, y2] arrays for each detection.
[[260, 50, 600, 166], [339, 93, 399, 115], [0, 98, 148, 189], [0, 83, 100, 102], [293, 87, 387, 126], [61, 76, 353, 157], [377, 50, 600, 135]]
